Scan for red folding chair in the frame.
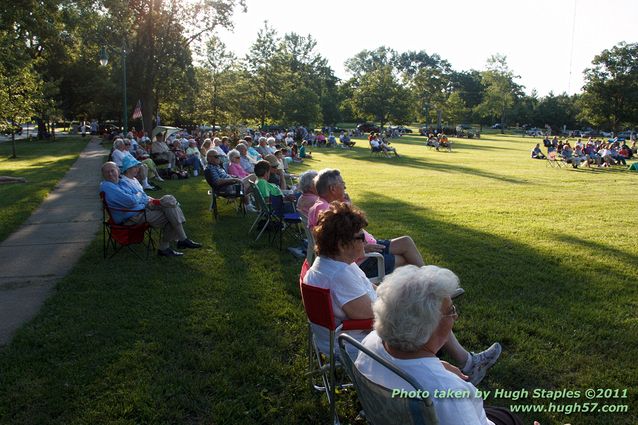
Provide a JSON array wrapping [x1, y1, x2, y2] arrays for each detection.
[[299, 272, 373, 424], [100, 192, 155, 259]]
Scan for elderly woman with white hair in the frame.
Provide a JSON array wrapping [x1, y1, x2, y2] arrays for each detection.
[[355, 265, 522, 425], [296, 170, 319, 216]]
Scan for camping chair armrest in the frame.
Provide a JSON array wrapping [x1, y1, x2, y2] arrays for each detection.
[[342, 318, 373, 331], [364, 252, 385, 282]]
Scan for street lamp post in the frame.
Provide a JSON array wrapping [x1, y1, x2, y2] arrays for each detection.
[[99, 44, 128, 134]]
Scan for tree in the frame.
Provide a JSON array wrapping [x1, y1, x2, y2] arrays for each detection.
[[351, 65, 411, 128], [96, 0, 245, 132], [243, 22, 286, 128], [396, 51, 453, 125], [199, 35, 236, 128], [579, 42, 638, 130], [475, 54, 522, 130]]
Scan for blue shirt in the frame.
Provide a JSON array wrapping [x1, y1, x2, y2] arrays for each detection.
[[100, 180, 148, 224]]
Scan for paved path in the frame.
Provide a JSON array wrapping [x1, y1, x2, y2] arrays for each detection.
[[0, 137, 106, 347]]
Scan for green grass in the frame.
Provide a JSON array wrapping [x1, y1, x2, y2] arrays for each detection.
[[0, 133, 636, 424], [0, 138, 90, 242]]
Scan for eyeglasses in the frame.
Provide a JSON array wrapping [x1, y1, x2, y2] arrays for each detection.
[[352, 232, 366, 241], [442, 304, 459, 318]]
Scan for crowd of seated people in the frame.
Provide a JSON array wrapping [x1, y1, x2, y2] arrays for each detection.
[[538, 136, 633, 168], [98, 124, 532, 423], [425, 133, 452, 151], [369, 133, 400, 157]]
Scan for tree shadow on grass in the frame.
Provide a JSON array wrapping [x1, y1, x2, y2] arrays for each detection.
[[353, 193, 637, 425], [318, 146, 529, 185]]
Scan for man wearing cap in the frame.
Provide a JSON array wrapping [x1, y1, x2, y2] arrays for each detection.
[[263, 154, 286, 189], [100, 161, 202, 257], [204, 149, 248, 196]]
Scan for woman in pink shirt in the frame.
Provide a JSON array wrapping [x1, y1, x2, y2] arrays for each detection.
[[227, 149, 251, 178], [296, 170, 319, 216]]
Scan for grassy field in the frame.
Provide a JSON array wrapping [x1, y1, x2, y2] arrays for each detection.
[[0, 138, 90, 242], [0, 133, 636, 424]]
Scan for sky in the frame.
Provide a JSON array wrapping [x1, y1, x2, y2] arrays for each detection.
[[216, 0, 638, 97]]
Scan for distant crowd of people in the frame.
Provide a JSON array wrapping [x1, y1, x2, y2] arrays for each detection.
[[531, 135, 636, 168]]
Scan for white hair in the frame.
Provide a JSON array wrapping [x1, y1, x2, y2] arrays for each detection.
[[113, 138, 125, 149], [228, 149, 240, 160], [374, 265, 459, 352], [298, 170, 318, 193]]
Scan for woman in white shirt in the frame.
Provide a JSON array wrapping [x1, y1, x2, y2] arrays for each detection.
[[356, 265, 524, 425], [303, 202, 375, 354]]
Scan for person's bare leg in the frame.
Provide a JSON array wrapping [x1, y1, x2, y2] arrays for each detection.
[[443, 331, 470, 366], [389, 236, 425, 267]]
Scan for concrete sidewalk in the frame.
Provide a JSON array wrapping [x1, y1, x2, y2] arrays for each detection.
[[0, 137, 107, 347]]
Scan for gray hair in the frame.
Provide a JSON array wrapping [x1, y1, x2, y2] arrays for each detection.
[[298, 170, 318, 193], [236, 143, 247, 152], [228, 149, 241, 160], [113, 138, 125, 149], [374, 265, 459, 353], [314, 169, 342, 197]]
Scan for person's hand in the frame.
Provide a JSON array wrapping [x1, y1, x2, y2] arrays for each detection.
[[364, 243, 385, 253], [440, 360, 469, 381]]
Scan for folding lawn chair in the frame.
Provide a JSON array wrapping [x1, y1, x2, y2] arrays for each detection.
[[299, 281, 373, 425], [208, 185, 245, 221], [100, 191, 155, 260], [546, 151, 564, 168], [338, 334, 439, 425], [269, 194, 303, 250]]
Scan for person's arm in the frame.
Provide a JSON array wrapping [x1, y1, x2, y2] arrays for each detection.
[[342, 295, 374, 320]]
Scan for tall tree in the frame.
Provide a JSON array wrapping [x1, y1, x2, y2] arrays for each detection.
[[475, 54, 522, 130], [98, 0, 245, 132], [351, 65, 411, 128], [579, 42, 638, 130], [244, 22, 285, 128]]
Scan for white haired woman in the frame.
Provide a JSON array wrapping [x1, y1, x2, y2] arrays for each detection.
[[355, 265, 522, 425], [296, 170, 319, 216]]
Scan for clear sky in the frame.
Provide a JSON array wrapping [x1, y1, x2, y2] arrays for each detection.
[[216, 0, 638, 97]]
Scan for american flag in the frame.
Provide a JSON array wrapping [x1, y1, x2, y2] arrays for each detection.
[[132, 100, 143, 120]]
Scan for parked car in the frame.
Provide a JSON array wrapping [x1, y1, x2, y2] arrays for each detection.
[[617, 130, 635, 140], [356, 122, 380, 133], [389, 125, 412, 134], [526, 128, 544, 137], [491, 123, 505, 129], [455, 124, 479, 138]]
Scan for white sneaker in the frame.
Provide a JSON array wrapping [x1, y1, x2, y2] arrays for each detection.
[[463, 342, 501, 385], [155, 176, 165, 182], [193, 170, 199, 177]]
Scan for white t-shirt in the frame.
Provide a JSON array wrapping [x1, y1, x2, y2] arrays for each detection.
[[304, 256, 376, 354], [355, 331, 494, 425], [111, 149, 127, 167]]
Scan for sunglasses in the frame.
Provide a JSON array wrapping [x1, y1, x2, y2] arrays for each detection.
[[352, 233, 366, 241]]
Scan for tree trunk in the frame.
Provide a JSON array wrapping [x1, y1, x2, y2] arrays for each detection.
[[11, 132, 16, 159]]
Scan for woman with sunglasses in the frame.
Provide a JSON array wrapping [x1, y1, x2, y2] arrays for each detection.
[[303, 202, 376, 355]]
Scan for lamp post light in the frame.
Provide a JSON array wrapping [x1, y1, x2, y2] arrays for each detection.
[[99, 44, 128, 134]]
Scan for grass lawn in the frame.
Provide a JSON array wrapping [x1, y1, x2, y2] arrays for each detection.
[[0, 138, 90, 242], [0, 133, 636, 424]]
